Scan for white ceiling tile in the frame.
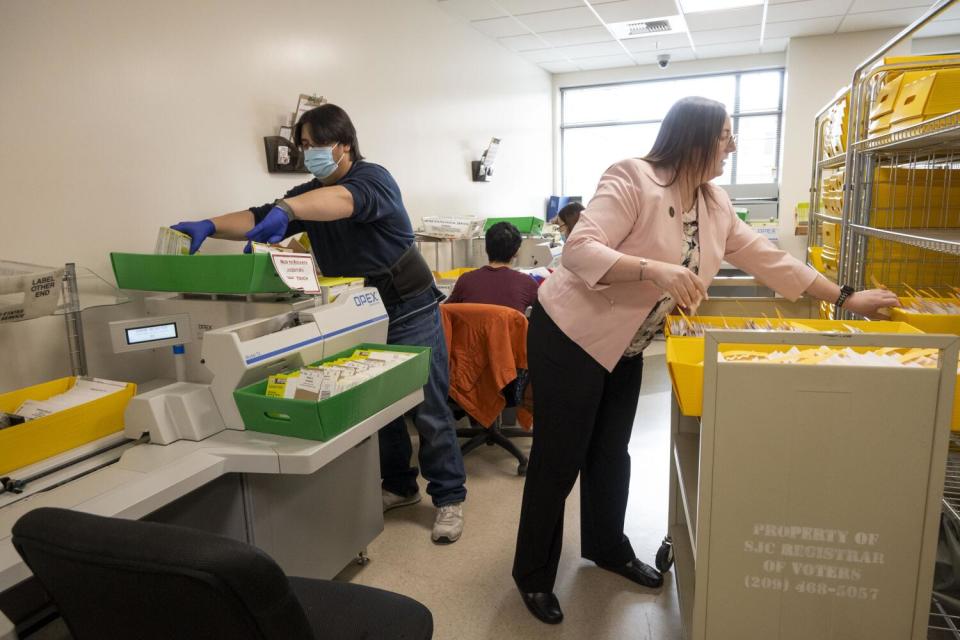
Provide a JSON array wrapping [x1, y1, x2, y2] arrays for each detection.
[[552, 40, 627, 59], [573, 53, 637, 70], [498, 0, 584, 13], [837, 7, 928, 33], [471, 16, 531, 38], [436, 0, 508, 21], [768, 0, 805, 3], [520, 48, 567, 63], [915, 18, 960, 37], [685, 5, 764, 31], [629, 46, 697, 65], [695, 40, 763, 58], [764, 15, 842, 38], [621, 32, 692, 52], [590, 0, 680, 24], [512, 6, 603, 31], [689, 25, 762, 46], [499, 33, 550, 51], [766, 0, 846, 23], [848, 0, 933, 13], [538, 25, 615, 47], [540, 60, 582, 73], [760, 37, 789, 52]]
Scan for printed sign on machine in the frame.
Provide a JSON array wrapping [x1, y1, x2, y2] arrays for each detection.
[[270, 253, 322, 295]]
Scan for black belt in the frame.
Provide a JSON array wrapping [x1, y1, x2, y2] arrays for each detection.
[[364, 244, 434, 307]]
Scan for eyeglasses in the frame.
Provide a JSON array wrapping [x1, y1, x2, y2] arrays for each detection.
[[299, 142, 338, 151], [719, 133, 738, 146]]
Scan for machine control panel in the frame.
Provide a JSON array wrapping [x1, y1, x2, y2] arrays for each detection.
[[109, 314, 193, 353]]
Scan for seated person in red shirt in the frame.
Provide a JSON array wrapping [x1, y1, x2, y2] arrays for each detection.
[[445, 221, 539, 314]]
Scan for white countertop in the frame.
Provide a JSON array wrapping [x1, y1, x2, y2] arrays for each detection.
[[0, 389, 422, 596]]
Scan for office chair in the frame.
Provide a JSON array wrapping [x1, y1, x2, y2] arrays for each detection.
[[440, 303, 533, 476], [12, 507, 433, 640]]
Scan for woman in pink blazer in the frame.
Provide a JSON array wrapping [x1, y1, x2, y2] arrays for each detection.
[[512, 97, 897, 625]]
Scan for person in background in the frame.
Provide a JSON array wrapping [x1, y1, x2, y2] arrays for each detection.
[[169, 104, 467, 544], [511, 96, 899, 625], [445, 221, 539, 314], [555, 202, 584, 240]]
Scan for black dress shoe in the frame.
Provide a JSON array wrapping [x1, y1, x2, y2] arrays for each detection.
[[520, 591, 563, 624], [596, 558, 664, 589]]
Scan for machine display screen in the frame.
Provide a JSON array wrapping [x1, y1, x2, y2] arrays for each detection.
[[125, 322, 178, 345]]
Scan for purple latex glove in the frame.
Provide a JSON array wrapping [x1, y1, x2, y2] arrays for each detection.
[[171, 220, 216, 254], [245, 206, 290, 247]]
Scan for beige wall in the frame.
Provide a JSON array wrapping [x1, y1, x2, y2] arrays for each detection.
[[0, 0, 553, 281], [0, 0, 553, 391], [779, 29, 907, 258]]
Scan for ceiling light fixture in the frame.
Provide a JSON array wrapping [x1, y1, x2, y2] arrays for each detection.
[[679, 0, 762, 13], [606, 15, 687, 39]]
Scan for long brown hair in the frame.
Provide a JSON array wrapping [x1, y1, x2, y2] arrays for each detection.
[[643, 96, 727, 189]]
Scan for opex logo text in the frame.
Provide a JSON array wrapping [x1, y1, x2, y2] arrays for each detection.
[[353, 292, 380, 307]]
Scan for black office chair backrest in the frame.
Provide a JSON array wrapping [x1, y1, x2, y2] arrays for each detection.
[[12, 507, 315, 640]]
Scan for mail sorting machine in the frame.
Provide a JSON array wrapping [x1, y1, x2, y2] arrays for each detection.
[[0, 285, 421, 639]]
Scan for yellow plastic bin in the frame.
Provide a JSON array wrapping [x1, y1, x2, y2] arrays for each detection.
[[869, 73, 905, 136], [891, 298, 960, 335], [433, 268, 475, 281], [808, 246, 827, 274], [821, 222, 840, 249], [665, 318, 923, 418], [890, 70, 960, 131], [0, 377, 136, 475]]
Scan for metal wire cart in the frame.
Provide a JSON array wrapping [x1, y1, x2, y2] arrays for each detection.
[[807, 0, 960, 308]]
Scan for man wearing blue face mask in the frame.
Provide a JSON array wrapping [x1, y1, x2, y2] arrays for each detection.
[[171, 104, 467, 544]]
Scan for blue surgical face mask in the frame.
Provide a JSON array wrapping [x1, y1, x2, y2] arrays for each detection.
[[303, 145, 344, 180]]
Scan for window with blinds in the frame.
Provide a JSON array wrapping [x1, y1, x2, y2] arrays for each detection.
[[560, 69, 785, 201]]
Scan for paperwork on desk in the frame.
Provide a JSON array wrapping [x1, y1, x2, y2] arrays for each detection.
[[6, 378, 129, 426], [154, 227, 191, 255], [249, 232, 312, 255], [266, 349, 417, 402], [156, 227, 314, 256], [717, 346, 944, 367]]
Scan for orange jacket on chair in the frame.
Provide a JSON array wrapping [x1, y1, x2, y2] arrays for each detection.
[[440, 303, 533, 430]]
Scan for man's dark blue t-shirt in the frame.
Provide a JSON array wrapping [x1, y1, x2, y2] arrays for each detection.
[[249, 161, 415, 278]]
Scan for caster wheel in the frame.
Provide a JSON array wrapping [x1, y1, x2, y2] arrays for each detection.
[[356, 551, 370, 566], [517, 462, 528, 476], [655, 537, 674, 573]]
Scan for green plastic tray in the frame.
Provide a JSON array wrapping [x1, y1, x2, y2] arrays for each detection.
[[233, 343, 430, 441], [110, 253, 291, 294], [483, 216, 544, 235]]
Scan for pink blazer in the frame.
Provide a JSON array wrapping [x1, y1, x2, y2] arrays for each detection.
[[539, 158, 818, 372]]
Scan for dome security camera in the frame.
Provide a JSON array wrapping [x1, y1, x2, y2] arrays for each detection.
[[657, 53, 671, 69]]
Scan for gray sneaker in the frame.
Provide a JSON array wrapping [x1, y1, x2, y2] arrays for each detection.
[[431, 502, 464, 544], [382, 489, 422, 512]]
